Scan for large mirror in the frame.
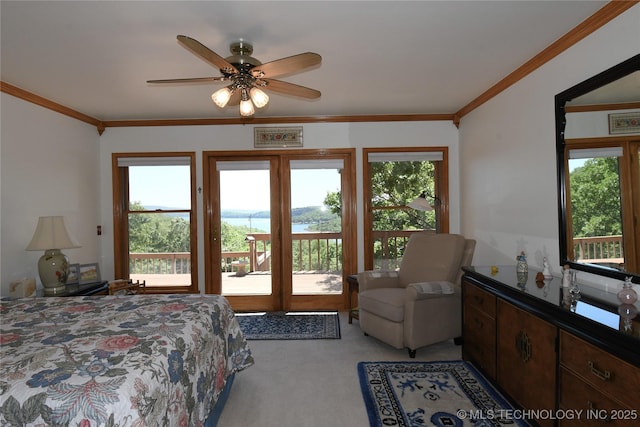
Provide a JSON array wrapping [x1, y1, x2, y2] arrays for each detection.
[[556, 54, 640, 283]]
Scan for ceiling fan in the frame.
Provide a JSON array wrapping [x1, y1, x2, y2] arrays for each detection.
[[147, 35, 322, 116]]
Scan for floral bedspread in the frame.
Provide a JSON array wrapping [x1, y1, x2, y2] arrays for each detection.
[[0, 294, 254, 426]]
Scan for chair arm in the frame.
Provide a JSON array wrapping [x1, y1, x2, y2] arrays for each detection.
[[357, 270, 400, 291], [405, 281, 458, 301]]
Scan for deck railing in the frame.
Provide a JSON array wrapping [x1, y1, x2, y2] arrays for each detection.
[[573, 235, 624, 265], [129, 233, 625, 275], [130, 232, 344, 275], [129, 252, 191, 275]]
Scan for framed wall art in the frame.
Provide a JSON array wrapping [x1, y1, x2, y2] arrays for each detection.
[[254, 126, 303, 148], [608, 112, 640, 134], [66, 263, 80, 285], [79, 263, 101, 284]]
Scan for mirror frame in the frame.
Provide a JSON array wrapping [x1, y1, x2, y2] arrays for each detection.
[[555, 53, 640, 284]]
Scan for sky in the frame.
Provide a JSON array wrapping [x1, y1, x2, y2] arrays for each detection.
[[129, 166, 340, 211]]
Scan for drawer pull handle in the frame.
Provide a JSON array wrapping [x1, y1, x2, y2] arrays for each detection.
[[515, 330, 531, 363], [474, 295, 484, 304], [588, 361, 611, 381]]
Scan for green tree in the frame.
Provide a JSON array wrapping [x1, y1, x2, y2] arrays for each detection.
[[570, 158, 622, 238], [370, 161, 436, 230], [128, 202, 190, 253], [221, 222, 265, 252], [323, 160, 435, 268]]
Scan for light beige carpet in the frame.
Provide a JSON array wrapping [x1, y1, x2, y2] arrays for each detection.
[[218, 311, 461, 427]]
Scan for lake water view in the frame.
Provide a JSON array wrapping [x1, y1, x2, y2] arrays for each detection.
[[223, 217, 312, 233]]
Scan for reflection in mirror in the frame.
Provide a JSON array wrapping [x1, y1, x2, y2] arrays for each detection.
[[556, 54, 640, 284], [567, 147, 624, 269]]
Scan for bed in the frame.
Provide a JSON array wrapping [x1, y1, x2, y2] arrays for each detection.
[[0, 294, 254, 426]]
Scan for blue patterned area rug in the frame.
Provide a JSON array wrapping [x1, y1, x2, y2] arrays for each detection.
[[358, 360, 531, 427], [236, 311, 341, 340]]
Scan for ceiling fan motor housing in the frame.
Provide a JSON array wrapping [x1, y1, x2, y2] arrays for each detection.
[[223, 41, 262, 75]]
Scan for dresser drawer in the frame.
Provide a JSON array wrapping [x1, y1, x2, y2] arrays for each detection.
[[463, 304, 496, 379], [497, 301, 557, 427], [560, 331, 640, 409], [559, 368, 637, 426], [463, 280, 496, 317]]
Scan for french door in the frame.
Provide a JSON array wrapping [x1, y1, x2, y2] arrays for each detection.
[[203, 149, 356, 312]]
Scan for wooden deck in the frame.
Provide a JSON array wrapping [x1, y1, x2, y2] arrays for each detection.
[[130, 271, 343, 295]]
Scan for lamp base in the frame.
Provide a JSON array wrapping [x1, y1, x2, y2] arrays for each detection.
[[38, 249, 69, 296]]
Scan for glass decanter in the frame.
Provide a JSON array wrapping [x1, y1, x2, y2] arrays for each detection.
[[568, 270, 580, 299], [617, 276, 638, 305]]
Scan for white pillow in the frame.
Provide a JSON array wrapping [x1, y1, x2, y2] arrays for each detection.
[[412, 281, 455, 295]]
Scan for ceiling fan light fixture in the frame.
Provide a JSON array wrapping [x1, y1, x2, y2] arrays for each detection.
[[249, 87, 269, 108], [151, 36, 321, 117], [239, 99, 255, 116], [239, 88, 255, 116], [211, 86, 233, 108]]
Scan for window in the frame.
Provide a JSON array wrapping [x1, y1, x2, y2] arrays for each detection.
[[565, 139, 639, 273], [363, 148, 449, 270], [112, 153, 198, 293]]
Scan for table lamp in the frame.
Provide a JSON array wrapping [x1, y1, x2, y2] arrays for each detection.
[[26, 216, 81, 295]]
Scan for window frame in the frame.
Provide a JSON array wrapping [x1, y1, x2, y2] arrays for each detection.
[[362, 147, 449, 270], [112, 152, 198, 293]]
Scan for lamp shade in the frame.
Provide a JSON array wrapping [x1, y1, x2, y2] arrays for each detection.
[[211, 86, 233, 108], [239, 98, 255, 116], [250, 87, 269, 108], [26, 216, 81, 251]]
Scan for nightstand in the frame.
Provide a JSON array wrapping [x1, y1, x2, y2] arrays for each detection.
[[347, 274, 359, 324], [37, 281, 109, 297]]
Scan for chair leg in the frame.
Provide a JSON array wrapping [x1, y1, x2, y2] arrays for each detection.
[[408, 349, 416, 358]]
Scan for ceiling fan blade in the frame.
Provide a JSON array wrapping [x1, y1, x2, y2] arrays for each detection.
[[177, 35, 238, 74], [252, 52, 321, 78], [227, 90, 241, 106], [262, 78, 321, 99], [146, 77, 225, 84]]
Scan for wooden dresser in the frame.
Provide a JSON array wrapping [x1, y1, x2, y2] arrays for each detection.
[[462, 266, 639, 427]]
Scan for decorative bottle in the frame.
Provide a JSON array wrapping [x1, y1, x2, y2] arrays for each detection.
[[562, 265, 571, 288], [617, 276, 638, 305], [542, 257, 552, 280], [516, 251, 528, 273]]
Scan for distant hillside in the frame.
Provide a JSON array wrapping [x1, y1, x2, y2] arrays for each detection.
[[141, 206, 334, 223], [221, 210, 270, 218]]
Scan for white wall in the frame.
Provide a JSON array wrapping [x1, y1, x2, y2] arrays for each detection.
[[459, 6, 639, 284], [97, 121, 460, 290], [566, 108, 640, 138], [0, 94, 101, 294]]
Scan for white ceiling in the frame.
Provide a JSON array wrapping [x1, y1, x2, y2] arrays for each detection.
[[1, 1, 614, 121]]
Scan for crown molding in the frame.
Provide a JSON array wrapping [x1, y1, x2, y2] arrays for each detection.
[[565, 101, 640, 113], [1, 81, 105, 133], [455, 1, 638, 121]]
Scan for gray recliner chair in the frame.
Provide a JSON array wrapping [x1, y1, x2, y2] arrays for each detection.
[[357, 232, 476, 357]]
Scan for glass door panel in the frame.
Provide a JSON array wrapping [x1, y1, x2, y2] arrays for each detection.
[[218, 163, 273, 297], [289, 162, 344, 296]]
